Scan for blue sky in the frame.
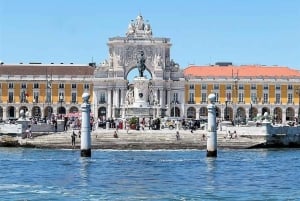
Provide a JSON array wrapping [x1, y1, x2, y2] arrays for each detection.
[[0, 0, 299, 69]]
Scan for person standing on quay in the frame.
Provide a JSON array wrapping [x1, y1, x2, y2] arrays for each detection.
[[71, 130, 77, 148]]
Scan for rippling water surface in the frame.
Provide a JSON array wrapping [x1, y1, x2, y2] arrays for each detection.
[[0, 148, 299, 200]]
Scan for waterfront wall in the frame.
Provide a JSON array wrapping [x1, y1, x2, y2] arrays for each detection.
[[223, 123, 300, 147]]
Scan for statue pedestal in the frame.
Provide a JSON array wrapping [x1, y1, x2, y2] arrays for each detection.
[[132, 77, 150, 108], [125, 77, 152, 118]]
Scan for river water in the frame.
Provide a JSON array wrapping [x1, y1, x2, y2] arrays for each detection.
[[0, 148, 299, 201]]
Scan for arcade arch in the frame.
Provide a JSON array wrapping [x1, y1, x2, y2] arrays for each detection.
[[32, 106, 41, 118], [249, 107, 258, 119], [44, 106, 53, 119], [170, 106, 180, 117], [69, 106, 79, 113], [286, 107, 294, 121], [187, 107, 196, 119], [199, 107, 208, 118], [262, 107, 270, 116], [98, 107, 107, 119], [58, 107, 66, 115], [273, 107, 282, 123], [8, 106, 16, 119]]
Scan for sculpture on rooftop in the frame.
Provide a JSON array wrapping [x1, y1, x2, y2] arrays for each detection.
[[126, 14, 152, 37]]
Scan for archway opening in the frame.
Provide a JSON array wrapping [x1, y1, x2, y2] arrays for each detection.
[[187, 107, 196, 119], [8, 106, 16, 119], [32, 106, 41, 119], [273, 107, 282, 124], [126, 67, 152, 83], [285, 107, 294, 122], [170, 107, 180, 117], [44, 106, 53, 119], [98, 107, 107, 120]]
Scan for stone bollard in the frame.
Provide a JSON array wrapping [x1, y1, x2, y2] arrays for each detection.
[[206, 93, 217, 157], [80, 93, 91, 157]]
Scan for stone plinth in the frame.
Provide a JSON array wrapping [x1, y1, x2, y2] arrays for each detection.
[[132, 77, 149, 108]]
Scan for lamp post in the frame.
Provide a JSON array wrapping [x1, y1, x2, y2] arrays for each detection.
[[296, 88, 300, 125], [59, 95, 63, 119], [250, 101, 253, 121], [172, 100, 176, 118], [225, 99, 228, 121]]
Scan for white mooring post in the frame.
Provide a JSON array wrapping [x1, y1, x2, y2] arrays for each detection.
[[206, 93, 217, 157], [81, 92, 91, 157]]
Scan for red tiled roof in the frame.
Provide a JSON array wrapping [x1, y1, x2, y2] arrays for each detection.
[[183, 65, 300, 78], [0, 64, 95, 76]]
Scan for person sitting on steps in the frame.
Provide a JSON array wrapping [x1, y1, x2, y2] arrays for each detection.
[[113, 130, 118, 138]]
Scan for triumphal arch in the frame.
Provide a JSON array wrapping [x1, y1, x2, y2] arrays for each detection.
[[93, 14, 185, 121]]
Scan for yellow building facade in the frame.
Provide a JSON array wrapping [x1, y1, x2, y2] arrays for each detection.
[[0, 64, 94, 121], [183, 64, 300, 124]]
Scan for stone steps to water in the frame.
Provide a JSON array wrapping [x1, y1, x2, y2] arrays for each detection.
[[16, 128, 264, 149]]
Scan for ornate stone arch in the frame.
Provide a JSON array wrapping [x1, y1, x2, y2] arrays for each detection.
[[125, 63, 153, 80]]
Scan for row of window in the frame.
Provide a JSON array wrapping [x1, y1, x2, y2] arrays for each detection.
[[188, 92, 296, 104], [189, 84, 295, 90], [6, 83, 90, 89], [6, 91, 79, 104]]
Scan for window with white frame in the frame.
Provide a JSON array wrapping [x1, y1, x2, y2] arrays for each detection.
[[99, 92, 106, 103], [275, 93, 281, 104], [288, 84, 293, 90], [226, 84, 232, 90], [72, 92, 77, 103], [59, 92, 64, 101], [72, 83, 77, 89], [9, 92, 14, 103], [34, 91, 39, 103], [263, 84, 268, 90], [21, 83, 27, 89], [20, 90, 26, 103], [275, 84, 281, 90], [263, 93, 269, 103], [238, 92, 244, 103], [215, 92, 219, 102], [173, 93, 179, 103], [251, 84, 256, 90], [214, 84, 219, 90], [288, 93, 293, 104], [251, 93, 257, 103], [201, 84, 207, 90], [33, 83, 39, 89], [84, 83, 90, 90], [238, 84, 244, 90], [8, 83, 14, 89], [189, 92, 194, 103], [201, 92, 206, 103], [59, 83, 65, 89], [226, 92, 232, 101]]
